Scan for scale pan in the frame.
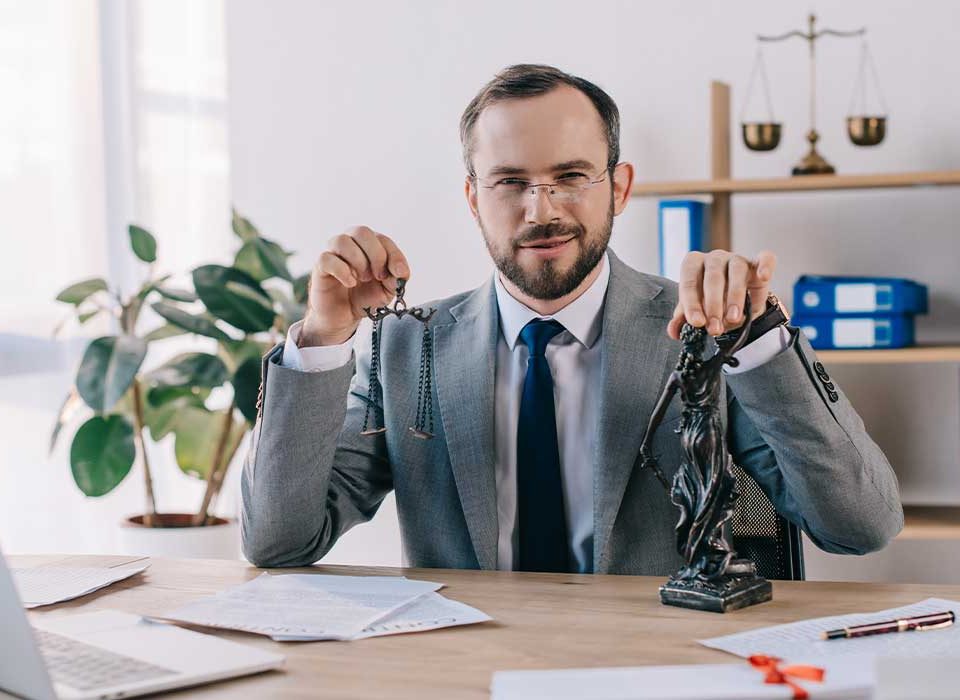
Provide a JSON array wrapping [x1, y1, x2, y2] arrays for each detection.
[[742, 122, 781, 151], [847, 115, 886, 146]]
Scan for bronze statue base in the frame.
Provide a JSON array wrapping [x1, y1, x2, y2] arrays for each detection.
[[791, 129, 835, 176], [659, 560, 772, 613]]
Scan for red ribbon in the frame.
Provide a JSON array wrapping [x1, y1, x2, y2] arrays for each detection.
[[748, 654, 825, 700]]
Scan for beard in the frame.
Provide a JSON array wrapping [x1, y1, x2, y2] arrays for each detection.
[[479, 194, 614, 301]]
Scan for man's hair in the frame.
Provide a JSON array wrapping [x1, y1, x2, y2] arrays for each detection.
[[459, 63, 621, 177]]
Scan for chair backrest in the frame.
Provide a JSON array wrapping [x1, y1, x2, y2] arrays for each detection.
[[730, 463, 805, 581]]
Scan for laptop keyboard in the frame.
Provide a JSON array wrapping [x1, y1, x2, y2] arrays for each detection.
[[34, 628, 177, 691]]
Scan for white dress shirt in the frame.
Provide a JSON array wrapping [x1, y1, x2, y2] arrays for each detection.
[[281, 252, 789, 572]]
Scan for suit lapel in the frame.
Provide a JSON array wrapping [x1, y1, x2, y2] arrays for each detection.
[[433, 278, 500, 570], [593, 251, 676, 573]]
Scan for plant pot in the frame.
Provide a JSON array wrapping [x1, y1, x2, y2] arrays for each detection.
[[118, 513, 240, 559]]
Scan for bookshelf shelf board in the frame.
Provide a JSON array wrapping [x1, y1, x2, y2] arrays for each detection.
[[898, 505, 960, 540], [816, 345, 960, 365], [631, 170, 960, 197]]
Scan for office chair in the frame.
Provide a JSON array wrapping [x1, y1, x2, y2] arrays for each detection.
[[730, 463, 805, 581]]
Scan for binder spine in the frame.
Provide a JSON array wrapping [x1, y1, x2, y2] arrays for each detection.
[[658, 200, 708, 282]]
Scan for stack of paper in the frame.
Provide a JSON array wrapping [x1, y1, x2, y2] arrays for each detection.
[[491, 662, 872, 699], [12, 561, 150, 608], [699, 597, 960, 661], [493, 599, 960, 699], [160, 573, 491, 641]]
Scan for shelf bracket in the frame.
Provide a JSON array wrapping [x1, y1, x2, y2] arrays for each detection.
[[710, 81, 732, 251]]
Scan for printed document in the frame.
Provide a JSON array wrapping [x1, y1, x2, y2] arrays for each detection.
[[699, 597, 960, 661], [13, 561, 150, 608], [161, 573, 459, 641]]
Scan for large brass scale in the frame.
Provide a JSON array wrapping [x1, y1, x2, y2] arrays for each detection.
[[741, 13, 888, 175]]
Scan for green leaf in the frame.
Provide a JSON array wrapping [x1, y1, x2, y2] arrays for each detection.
[[220, 338, 269, 374], [56, 278, 108, 305], [129, 224, 157, 263], [141, 388, 208, 441], [234, 238, 293, 282], [233, 356, 262, 423], [76, 336, 148, 413], [193, 265, 275, 333], [50, 389, 85, 455], [231, 208, 260, 241], [154, 286, 197, 303], [145, 352, 229, 389], [70, 415, 136, 496], [146, 384, 210, 408], [267, 288, 306, 328], [143, 323, 187, 342], [77, 309, 101, 325], [224, 280, 276, 313], [135, 275, 171, 303], [293, 273, 310, 304], [151, 301, 231, 342], [143, 401, 182, 441], [172, 407, 246, 480]]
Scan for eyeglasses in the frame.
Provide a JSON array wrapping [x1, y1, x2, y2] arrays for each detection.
[[474, 169, 609, 205]]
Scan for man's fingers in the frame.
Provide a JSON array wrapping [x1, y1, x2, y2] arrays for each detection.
[[678, 252, 706, 329], [318, 251, 357, 288], [746, 251, 777, 319], [755, 250, 777, 282], [377, 233, 411, 279], [353, 227, 389, 281], [329, 233, 372, 282], [667, 303, 685, 340], [725, 255, 749, 326], [702, 252, 728, 335]]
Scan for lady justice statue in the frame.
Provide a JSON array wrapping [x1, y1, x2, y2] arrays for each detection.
[[639, 293, 772, 612]]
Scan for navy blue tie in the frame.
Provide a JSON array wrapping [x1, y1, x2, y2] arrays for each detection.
[[517, 318, 570, 573]]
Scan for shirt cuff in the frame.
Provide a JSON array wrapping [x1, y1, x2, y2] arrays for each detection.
[[280, 319, 355, 372], [722, 324, 791, 375]]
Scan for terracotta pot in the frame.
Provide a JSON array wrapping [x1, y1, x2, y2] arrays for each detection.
[[118, 513, 240, 559]]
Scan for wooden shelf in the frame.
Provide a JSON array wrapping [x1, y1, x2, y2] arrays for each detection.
[[631, 170, 960, 197], [899, 505, 960, 540], [816, 345, 960, 365]]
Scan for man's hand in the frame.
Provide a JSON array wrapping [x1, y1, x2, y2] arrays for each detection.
[[666, 250, 777, 341], [300, 226, 411, 347]]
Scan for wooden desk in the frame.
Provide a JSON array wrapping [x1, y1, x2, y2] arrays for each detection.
[[12, 554, 960, 699]]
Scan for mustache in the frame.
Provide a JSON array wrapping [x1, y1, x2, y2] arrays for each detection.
[[514, 222, 584, 248]]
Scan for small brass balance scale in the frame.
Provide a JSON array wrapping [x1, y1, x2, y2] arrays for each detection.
[[358, 278, 437, 440], [741, 13, 888, 175]]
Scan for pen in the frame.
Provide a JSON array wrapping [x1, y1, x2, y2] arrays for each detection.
[[821, 610, 955, 640]]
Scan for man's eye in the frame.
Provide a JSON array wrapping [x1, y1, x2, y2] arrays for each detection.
[[558, 172, 588, 180], [497, 178, 528, 186]]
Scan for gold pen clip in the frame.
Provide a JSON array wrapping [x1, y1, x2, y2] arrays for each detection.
[[917, 619, 954, 631]]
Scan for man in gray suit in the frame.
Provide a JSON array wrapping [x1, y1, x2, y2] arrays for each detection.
[[241, 64, 903, 575]]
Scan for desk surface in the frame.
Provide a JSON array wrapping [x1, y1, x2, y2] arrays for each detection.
[[12, 554, 960, 699]]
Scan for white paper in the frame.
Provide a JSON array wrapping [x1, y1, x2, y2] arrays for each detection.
[[13, 562, 150, 608], [491, 660, 873, 700], [700, 598, 960, 662], [874, 656, 960, 700], [159, 573, 443, 641], [351, 591, 491, 639]]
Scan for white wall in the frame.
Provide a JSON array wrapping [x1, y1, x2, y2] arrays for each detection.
[[229, 1, 958, 574]]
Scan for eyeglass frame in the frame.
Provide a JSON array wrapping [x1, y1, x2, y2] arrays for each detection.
[[469, 164, 615, 205]]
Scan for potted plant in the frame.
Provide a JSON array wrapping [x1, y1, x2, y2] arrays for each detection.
[[51, 211, 307, 558]]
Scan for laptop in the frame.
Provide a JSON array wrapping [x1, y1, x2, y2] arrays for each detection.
[[0, 548, 284, 700]]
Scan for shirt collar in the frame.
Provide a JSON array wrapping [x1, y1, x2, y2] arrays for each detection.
[[494, 250, 610, 351]]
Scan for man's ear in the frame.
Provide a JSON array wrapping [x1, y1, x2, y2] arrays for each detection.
[[611, 162, 635, 216], [465, 175, 480, 221]]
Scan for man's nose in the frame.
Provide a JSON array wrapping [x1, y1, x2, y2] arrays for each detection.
[[524, 185, 562, 225]]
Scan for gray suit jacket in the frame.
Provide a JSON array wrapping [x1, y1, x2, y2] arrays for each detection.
[[241, 249, 903, 574]]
